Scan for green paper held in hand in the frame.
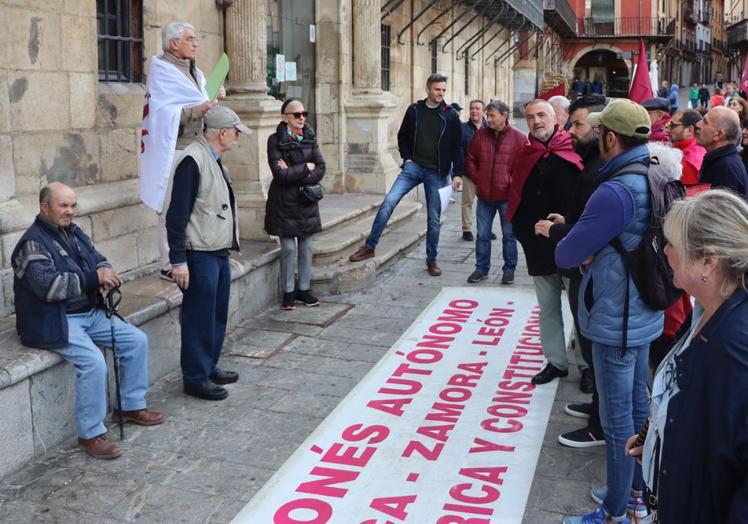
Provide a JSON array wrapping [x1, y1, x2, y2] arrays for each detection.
[[206, 53, 230, 101]]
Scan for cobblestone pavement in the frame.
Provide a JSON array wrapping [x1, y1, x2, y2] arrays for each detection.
[[0, 191, 603, 523]]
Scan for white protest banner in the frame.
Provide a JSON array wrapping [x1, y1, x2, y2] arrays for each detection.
[[233, 287, 571, 524]]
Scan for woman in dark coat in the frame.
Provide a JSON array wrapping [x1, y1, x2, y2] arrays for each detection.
[[265, 98, 326, 310]]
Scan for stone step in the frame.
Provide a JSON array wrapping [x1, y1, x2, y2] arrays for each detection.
[[317, 193, 383, 232], [311, 209, 428, 295], [312, 200, 421, 265]]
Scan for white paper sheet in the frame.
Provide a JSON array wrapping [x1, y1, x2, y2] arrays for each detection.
[[438, 184, 453, 212]]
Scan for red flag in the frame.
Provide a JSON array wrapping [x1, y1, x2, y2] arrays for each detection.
[[741, 53, 748, 95], [629, 39, 651, 103], [539, 83, 566, 100]]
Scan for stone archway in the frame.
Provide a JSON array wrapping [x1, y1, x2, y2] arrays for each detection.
[[570, 48, 632, 98]]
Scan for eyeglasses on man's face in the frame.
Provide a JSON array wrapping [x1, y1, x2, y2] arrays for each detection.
[[285, 111, 309, 119]]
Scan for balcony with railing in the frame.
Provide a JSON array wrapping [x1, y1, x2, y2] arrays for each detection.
[[576, 17, 675, 39], [544, 0, 577, 38], [728, 18, 748, 48]]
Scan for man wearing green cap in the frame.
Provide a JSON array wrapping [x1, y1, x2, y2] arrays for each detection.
[[555, 98, 662, 524]]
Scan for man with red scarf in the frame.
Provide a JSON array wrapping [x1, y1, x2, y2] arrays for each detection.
[[507, 99, 583, 384], [642, 97, 671, 142]]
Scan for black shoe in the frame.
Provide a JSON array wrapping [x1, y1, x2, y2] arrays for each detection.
[[580, 368, 595, 394], [558, 426, 606, 448], [209, 368, 239, 385], [467, 270, 488, 283], [490, 232, 497, 240], [501, 269, 515, 285], [184, 381, 228, 401], [282, 292, 295, 310], [531, 363, 568, 384], [564, 402, 592, 419], [296, 289, 320, 307], [462, 231, 474, 241]]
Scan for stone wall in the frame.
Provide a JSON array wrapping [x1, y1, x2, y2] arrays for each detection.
[[0, 0, 224, 316]]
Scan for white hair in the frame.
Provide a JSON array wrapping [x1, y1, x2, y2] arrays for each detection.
[[548, 95, 570, 111], [162, 22, 194, 51], [525, 99, 556, 118], [647, 142, 682, 181]]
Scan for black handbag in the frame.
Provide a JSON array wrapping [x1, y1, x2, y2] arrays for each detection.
[[299, 183, 323, 204]]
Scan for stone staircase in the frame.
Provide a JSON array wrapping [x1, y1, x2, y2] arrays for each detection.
[[0, 191, 426, 479], [313, 193, 425, 294]]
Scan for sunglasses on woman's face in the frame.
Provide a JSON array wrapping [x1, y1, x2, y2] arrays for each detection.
[[285, 111, 308, 119]]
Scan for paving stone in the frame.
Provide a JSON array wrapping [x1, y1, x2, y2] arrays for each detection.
[[258, 301, 353, 327], [111, 483, 230, 523]]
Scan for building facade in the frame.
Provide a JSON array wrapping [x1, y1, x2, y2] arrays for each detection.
[[541, 0, 728, 96], [0, 0, 542, 317]]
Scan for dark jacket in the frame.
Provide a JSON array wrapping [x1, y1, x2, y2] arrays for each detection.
[[656, 288, 748, 523], [548, 141, 602, 278], [465, 125, 528, 202], [460, 119, 485, 170], [397, 99, 463, 178], [11, 217, 109, 349], [265, 122, 326, 238], [699, 144, 748, 197]]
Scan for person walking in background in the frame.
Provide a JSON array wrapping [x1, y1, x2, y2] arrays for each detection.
[[628, 190, 748, 523], [689, 82, 700, 109], [711, 87, 725, 108], [459, 100, 487, 242], [464, 100, 526, 286], [265, 99, 326, 311], [696, 106, 748, 196], [166, 107, 247, 401], [668, 109, 706, 186], [723, 81, 738, 106], [699, 83, 711, 109], [349, 74, 463, 277], [139, 21, 221, 283], [657, 80, 669, 98], [668, 83, 680, 114], [508, 99, 582, 385]]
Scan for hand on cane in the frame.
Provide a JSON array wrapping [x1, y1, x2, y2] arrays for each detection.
[[97, 267, 121, 293]]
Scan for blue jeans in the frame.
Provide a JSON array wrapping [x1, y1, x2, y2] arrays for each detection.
[[181, 251, 231, 387], [54, 309, 148, 439], [475, 199, 517, 273], [593, 342, 650, 519], [366, 161, 444, 263]]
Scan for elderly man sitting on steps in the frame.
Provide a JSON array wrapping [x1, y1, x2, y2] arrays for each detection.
[[11, 183, 164, 460]]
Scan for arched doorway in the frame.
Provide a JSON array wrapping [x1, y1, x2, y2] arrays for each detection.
[[573, 50, 630, 98]]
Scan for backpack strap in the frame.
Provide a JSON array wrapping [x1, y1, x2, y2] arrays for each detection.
[[608, 161, 649, 351]]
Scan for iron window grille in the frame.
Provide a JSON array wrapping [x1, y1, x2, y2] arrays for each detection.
[[97, 0, 144, 82], [382, 24, 391, 91]]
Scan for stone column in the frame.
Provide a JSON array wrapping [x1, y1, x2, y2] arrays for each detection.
[[345, 0, 400, 193], [221, 0, 282, 240]]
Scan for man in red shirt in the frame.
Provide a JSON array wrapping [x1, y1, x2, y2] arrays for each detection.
[[668, 109, 706, 186]]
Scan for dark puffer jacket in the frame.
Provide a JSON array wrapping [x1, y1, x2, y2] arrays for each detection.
[[264, 122, 326, 238]]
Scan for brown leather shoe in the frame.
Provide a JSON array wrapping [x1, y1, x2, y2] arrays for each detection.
[[349, 245, 375, 262], [111, 409, 165, 426], [78, 434, 121, 459], [426, 261, 442, 276]]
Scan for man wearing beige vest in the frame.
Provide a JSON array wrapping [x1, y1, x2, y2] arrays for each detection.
[[166, 107, 248, 401]]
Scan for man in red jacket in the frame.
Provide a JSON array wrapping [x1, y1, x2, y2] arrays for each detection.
[[465, 100, 527, 285], [668, 109, 706, 186]]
